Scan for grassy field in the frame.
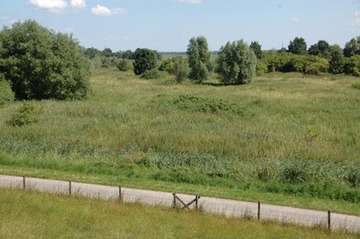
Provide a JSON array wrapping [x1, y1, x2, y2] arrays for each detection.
[[1, 189, 358, 239], [0, 68, 360, 215]]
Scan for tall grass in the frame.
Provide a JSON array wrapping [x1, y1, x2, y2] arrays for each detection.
[[0, 189, 357, 239], [0, 69, 360, 210]]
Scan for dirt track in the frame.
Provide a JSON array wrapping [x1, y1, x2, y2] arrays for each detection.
[[1, 174, 359, 233]]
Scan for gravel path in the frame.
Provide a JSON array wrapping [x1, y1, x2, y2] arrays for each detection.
[[1, 174, 359, 233]]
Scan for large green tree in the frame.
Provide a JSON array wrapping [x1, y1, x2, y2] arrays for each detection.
[[308, 40, 331, 59], [186, 36, 212, 83], [344, 36, 360, 57], [0, 20, 91, 100], [216, 40, 257, 84], [329, 45, 345, 74], [133, 48, 158, 75], [288, 37, 307, 55], [250, 41, 263, 59]]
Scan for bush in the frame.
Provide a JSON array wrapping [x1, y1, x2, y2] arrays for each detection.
[[216, 40, 257, 84], [0, 76, 14, 106], [173, 57, 188, 83], [6, 101, 42, 127], [133, 48, 158, 75], [116, 59, 131, 71], [0, 20, 91, 100], [187, 36, 212, 83], [141, 68, 161, 79], [344, 55, 360, 76]]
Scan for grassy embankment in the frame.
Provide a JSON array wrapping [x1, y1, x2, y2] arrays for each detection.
[[0, 189, 358, 239], [0, 68, 360, 214]]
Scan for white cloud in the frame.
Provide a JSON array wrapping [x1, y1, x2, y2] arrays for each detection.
[[91, 4, 127, 16], [28, 0, 86, 11], [177, 0, 205, 4], [29, 0, 68, 11], [71, 0, 86, 8]]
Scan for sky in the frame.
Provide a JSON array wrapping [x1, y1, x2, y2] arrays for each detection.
[[0, 0, 360, 52]]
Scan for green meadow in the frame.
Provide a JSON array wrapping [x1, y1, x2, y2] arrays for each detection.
[[1, 68, 360, 214], [1, 189, 358, 239]]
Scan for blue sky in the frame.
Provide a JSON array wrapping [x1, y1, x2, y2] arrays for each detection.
[[0, 0, 360, 52]]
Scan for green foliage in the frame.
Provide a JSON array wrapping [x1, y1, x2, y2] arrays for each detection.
[[6, 101, 42, 127], [344, 55, 360, 76], [133, 48, 158, 75], [255, 60, 267, 76], [216, 40, 257, 84], [288, 37, 307, 55], [187, 36, 211, 82], [116, 59, 131, 71], [0, 20, 91, 100], [250, 41, 263, 59], [329, 45, 345, 74], [344, 36, 360, 57], [141, 68, 161, 79], [0, 75, 14, 106], [308, 40, 331, 59], [173, 57, 188, 83]]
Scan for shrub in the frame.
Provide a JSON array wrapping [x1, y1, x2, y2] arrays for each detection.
[[133, 48, 158, 75], [351, 81, 360, 89], [141, 68, 161, 79], [0, 75, 14, 106], [187, 36, 212, 83], [116, 59, 131, 71], [216, 40, 257, 84], [173, 57, 188, 83], [344, 55, 360, 76], [6, 101, 42, 127], [0, 20, 91, 100]]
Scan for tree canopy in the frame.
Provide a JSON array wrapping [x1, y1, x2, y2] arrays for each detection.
[[0, 20, 91, 100], [186, 36, 212, 83], [133, 48, 158, 75], [288, 37, 307, 55], [216, 40, 257, 84]]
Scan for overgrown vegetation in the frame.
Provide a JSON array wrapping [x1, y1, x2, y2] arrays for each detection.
[[0, 20, 91, 100], [1, 68, 360, 215]]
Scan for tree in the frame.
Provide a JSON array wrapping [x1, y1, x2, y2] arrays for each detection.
[[0, 20, 90, 100], [329, 45, 345, 74], [344, 36, 360, 57], [216, 40, 257, 84], [250, 41, 263, 59], [288, 37, 307, 55], [308, 40, 331, 59], [0, 75, 14, 106], [133, 48, 158, 75], [186, 36, 211, 82]]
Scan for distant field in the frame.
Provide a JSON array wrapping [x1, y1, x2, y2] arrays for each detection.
[[0, 68, 360, 214], [0, 189, 358, 239]]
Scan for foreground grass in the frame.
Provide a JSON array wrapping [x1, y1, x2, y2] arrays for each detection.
[[1, 68, 360, 215], [0, 189, 358, 239]]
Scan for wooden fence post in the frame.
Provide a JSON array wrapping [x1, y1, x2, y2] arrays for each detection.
[[258, 202, 261, 221], [119, 186, 122, 202], [173, 193, 177, 208], [69, 180, 72, 195], [195, 195, 199, 210], [328, 210, 331, 230], [23, 176, 26, 190]]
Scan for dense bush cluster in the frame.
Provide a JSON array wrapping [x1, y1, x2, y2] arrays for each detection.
[[0, 20, 91, 100]]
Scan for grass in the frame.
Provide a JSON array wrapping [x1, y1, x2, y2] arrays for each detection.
[[0, 68, 360, 215], [1, 189, 359, 239]]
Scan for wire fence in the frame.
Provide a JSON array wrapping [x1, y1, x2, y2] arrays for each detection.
[[1, 174, 359, 234]]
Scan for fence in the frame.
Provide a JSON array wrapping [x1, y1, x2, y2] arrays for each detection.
[[1, 174, 359, 234]]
